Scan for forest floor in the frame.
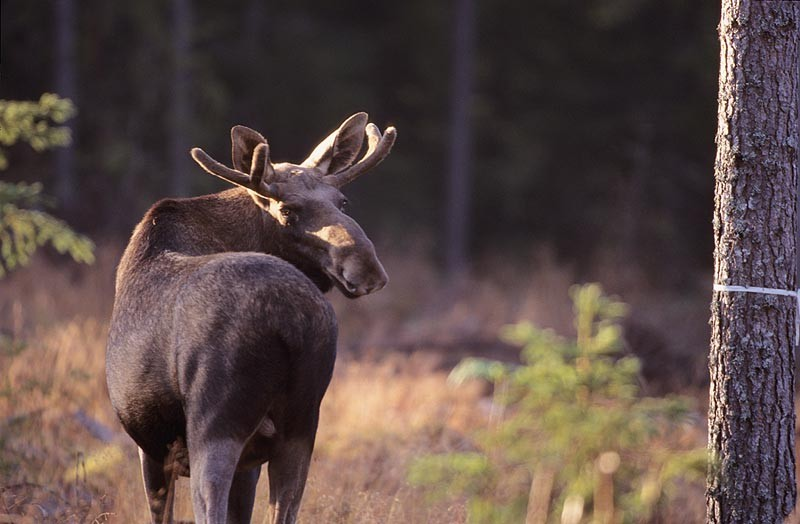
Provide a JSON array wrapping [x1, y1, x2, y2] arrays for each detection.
[[1, 243, 717, 522]]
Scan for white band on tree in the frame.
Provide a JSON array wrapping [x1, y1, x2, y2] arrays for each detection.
[[713, 283, 800, 346]]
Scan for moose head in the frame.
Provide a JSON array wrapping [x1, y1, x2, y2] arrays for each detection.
[[190, 113, 396, 298]]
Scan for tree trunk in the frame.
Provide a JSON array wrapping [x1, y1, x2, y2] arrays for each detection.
[[169, 0, 192, 196], [708, 2, 800, 523], [619, 112, 652, 272], [239, 0, 266, 124], [444, 0, 476, 279], [54, 0, 77, 211]]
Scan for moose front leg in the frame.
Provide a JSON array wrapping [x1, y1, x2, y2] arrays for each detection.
[[266, 438, 314, 524]]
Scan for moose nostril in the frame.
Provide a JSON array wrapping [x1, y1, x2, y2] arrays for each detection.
[[368, 276, 388, 294], [338, 256, 388, 295]]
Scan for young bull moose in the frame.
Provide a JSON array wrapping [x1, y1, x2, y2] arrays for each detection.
[[106, 113, 396, 523]]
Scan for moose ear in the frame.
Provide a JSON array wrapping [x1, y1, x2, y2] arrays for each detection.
[[301, 113, 368, 174], [231, 125, 267, 173]]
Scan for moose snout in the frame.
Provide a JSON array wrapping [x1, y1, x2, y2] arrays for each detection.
[[337, 252, 388, 297], [360, 262, 389, 295]]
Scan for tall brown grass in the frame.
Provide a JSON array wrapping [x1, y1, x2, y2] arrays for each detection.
[[1, 243, 711, 522]]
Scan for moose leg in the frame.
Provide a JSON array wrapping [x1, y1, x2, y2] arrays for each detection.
[[266, 438, 314, 524], [139, 448, 175, 524], [227, 467, 261, 523], [187, 438, 243, 524]]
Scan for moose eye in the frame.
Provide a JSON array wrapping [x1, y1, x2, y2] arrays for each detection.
[[339, 199, 349, 211], [279, 206, 299, 224]]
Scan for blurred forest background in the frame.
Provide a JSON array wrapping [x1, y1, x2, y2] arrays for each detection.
[[2, 0, 717, 279], [1, 0, 720, 521]]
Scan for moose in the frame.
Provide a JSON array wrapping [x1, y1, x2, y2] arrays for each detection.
[[106, 113, 396, 523]]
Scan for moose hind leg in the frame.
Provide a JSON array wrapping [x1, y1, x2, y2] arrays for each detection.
[[188, 438, 243, 524], [139, 448, 175, 524], [226, 467, 261, 523], [267, 438, 314, 524]]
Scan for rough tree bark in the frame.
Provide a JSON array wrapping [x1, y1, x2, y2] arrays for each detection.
[[708, 1, 800, 523]]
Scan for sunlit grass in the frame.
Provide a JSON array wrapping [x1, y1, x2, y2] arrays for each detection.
[[0, 318, 480, 522]]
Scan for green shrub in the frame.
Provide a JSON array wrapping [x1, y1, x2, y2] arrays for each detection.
[[0, 93, 75, 170], [0, 94, 93, 277], [0, 181, 95, 277], [408, 284, 705, 523]]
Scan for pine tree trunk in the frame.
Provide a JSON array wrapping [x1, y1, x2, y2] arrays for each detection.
[[708, 1, 800, 522]]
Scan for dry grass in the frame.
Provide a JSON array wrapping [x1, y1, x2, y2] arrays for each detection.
[[0, 243, 713, 522], [0, 321, 483, 522]]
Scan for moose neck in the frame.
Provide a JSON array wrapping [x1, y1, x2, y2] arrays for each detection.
[[200, 188, 334, 292], [123, 187, 333, 294]]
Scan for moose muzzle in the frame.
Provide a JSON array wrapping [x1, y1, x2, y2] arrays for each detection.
[[311, 220, 388, 297]]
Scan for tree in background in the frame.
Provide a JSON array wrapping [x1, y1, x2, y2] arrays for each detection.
[[444, 0, 476, 279], [2, 0, 719, 282], [53, 0, 77, 211], [169, 0, 193, 197], [0, 95, 94, 278], [707, 1, 799, 521]]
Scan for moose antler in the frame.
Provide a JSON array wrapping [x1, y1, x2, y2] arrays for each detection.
[[322, 122, 397, 187], [190, 128, 276, 197]]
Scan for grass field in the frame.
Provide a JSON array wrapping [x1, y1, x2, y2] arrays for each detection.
[[0, 244, 711, 522]]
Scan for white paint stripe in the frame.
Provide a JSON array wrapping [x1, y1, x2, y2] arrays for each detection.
[[713, 283, 800, 346]]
